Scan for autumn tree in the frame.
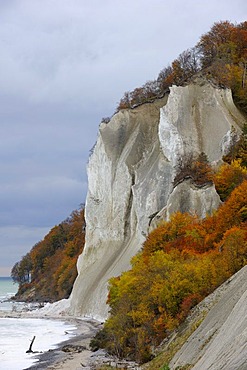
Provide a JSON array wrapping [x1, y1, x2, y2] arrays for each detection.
[[157, 65, 174, 93], [11, 254, 32, 284], [118, 91, 132, 109], [218, 226, 247, 275], [197, 21, 234, 68], [197, 21, 247, 110], [213, 159, 247, 201], [173, 152, 213, 187], [116, 21, 247, 114], [172, 47, 200, 85], [13, 207, 86, 302], [93, 179, 247, 363]]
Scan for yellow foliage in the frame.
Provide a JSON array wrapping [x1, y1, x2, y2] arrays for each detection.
[[97, 180, 247, 364], [213, 159, 247, 201]]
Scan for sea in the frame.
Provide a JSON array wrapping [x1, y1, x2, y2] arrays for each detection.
[[0, 277, 76, 370]]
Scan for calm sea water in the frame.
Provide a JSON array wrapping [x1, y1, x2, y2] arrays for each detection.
[[0, 277, 76, 370]]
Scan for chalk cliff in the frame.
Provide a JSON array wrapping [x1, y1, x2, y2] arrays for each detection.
[[69, 80, 245, 320], [169, 265, 247, 370]]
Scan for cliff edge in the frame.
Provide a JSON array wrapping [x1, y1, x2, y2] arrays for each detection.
[[69, 80, 245, 320]]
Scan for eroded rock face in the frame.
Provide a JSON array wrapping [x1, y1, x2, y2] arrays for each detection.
[[149, 180, 221, 231], [159, 83, 243, 164], [170, 266, 247, 370], [69, 81, 244, 320]]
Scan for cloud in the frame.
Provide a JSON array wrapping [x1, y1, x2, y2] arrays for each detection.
[[0, 0, 246, 274], [0, 173, 87, 226], [0, 225, 51, 274], [1, 1, 245, 109], [0, 1, 210, 104]]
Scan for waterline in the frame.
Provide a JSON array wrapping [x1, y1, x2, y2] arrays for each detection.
[[0, 317, 76, 370]]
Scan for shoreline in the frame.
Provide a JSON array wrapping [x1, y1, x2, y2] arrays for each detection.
[[0, 305, 140, 370], [0, 309, 103, 370], [24, 317, 102, 370]]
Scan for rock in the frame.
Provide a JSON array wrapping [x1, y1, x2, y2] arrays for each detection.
[[61, 344, 86, 353], [169, 266, 247, 370], [89, 349, 140, 369], [150, 180, 221, 230], [69, 81, 245, 320]]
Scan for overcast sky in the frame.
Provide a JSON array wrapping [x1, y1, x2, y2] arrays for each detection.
[[0, 0, 246, 276]]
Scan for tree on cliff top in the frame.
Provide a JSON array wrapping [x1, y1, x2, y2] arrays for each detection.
[[116, 20, 247, 113]]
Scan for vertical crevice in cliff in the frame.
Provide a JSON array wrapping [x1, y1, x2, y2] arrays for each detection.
[[123, 172, 135, 239], [192, 99, 203, 153]]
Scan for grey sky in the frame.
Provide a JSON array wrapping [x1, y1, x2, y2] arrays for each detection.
[[0, 0, 246, 276]]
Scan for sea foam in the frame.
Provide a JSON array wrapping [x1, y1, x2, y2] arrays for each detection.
[[0, 317, 76, 370]]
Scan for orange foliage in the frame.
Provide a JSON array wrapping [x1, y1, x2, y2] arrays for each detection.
[[213, 180, 247, 238], [116, 21, 247, 113], [143, 212, 198, 257], [198, 21, 234, 68], [178, 293, 202, 321], [213, 159, 247, 201], [13, 207, 85, 302], [96, 179, 247, 363], [218, 226, 247, 274]]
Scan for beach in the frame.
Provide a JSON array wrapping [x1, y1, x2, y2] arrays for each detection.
[[0, 279, 138, 370], [24, 317, 103, 370], [0, 308, 104, 370], [22, 315, 139, 369], [0, 278, 106, 370], [0, 308, 140, 369], [0, 278, 100, 369]]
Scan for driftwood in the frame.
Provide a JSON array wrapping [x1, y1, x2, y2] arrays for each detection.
[[26, 336, 36, 353]]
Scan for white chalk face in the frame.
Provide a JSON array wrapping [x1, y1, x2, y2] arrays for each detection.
[[70, 82, 245, 321]]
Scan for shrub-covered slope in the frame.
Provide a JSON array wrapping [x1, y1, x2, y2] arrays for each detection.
[[11, 207, 85, 302], [69, 20, 246, 321], [92, 150, 247, 364]]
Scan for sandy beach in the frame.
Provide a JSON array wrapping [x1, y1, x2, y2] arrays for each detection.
[[0, 304, 139, 370], [23, 316, 140, 369], [24, 317, 103, 370], [0, 308, 104, 370]]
